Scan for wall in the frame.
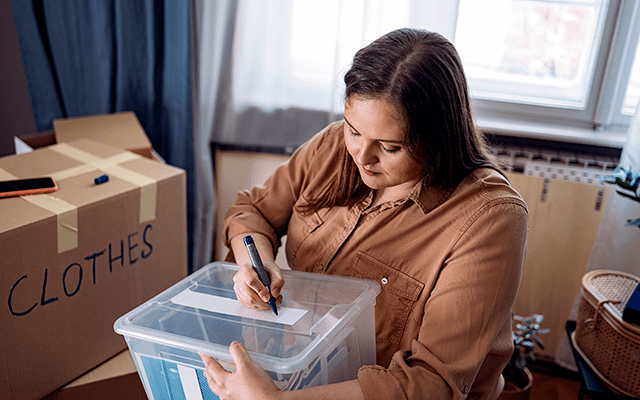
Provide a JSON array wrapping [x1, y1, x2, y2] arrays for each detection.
[[506, 173, 610, 359], [214, 150, 290, 268], [0, 0, 36, 157]]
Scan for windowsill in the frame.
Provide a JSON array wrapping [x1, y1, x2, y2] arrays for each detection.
[[210, 106, 629, 158], [477, 115, 628, 150]]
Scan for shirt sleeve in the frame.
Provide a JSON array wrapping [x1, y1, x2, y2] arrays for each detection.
[[222, 122, 340, 256], [357, 200, 528, 400]]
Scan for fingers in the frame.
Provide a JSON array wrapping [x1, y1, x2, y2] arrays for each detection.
[[200, 344, 251, 387], [233, 264, 268, 308], [200, 353, 227, 375], [200, 353, 228, 392], [263, 261, 284, 298], [228, 341, 252, 372], [202, 342, 281, 399], [233, 262, 285, 308]]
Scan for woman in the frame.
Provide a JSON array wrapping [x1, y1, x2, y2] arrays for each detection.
[[201, 28, 528, 400]]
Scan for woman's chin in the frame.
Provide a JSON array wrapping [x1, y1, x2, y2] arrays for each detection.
[[360, 175, 384, 189]]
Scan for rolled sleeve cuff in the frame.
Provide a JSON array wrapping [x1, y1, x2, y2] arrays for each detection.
[[358, 365, 406, 400], [223, 210, 280, 249]]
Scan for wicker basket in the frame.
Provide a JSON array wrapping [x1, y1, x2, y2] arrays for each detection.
[[573, 269, 640, 397]]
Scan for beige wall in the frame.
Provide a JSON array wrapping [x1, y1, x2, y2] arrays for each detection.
[[506, 173, 609, 358], [214, 150, 290, 267]]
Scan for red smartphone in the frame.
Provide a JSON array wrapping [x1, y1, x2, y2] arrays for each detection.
[[0, 177, 57, 198]]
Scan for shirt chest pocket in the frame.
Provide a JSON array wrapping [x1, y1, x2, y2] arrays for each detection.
[[348, 252, 424, 346], [286, 205, 324, 266]]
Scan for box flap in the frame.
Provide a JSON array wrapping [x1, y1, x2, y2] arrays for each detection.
[[53, 112, 153, 159]]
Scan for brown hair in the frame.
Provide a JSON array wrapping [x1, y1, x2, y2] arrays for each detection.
[[308, 28, 498, 211]]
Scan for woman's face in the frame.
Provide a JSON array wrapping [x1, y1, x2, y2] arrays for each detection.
[[344, 96, 424, 193]]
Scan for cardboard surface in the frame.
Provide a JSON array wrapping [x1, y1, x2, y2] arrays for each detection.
[[41, 373, 147, 400], [0, 139, 187, 400], [17, 130, 57, 149], [41, 350, 147, 400], [16, 112, 153, 159], [53, 112, 153, 159]]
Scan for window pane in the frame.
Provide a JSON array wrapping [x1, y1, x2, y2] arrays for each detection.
[[622, 38, 640, 115], [455, 0, 605, 109]]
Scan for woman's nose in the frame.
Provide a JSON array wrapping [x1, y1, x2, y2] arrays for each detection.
[[356, 141, 376, 166]]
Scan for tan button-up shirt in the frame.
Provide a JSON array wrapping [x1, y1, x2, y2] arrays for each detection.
[[223, 121, 528, 399]]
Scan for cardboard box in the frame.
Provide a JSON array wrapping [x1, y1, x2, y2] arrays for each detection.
[[41, 350, 146, 400], [0, 139, 187, 400], [17, 112, 154, 159]]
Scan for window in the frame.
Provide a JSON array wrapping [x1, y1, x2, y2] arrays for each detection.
[[455, 0, 640, 147], [623, 38, 640, 114], [230, 0, 640, 147], [456, 0, 606, 109]]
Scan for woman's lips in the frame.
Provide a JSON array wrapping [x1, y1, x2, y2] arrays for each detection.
[[361, 167, 376, 176]]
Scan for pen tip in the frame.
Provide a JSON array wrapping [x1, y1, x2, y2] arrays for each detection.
[[268, 299, 278, 316]]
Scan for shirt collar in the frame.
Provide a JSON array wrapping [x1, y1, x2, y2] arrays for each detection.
[[358, 176, 455, 215], [409, 177, 455, 215]]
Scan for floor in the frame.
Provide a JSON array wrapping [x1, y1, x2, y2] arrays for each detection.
[[529, 370, 582, 400]]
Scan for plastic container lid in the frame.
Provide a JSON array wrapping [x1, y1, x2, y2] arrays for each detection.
[[114, 261, 380, 373]]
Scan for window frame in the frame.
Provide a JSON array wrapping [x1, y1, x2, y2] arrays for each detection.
[[462, 0, 640, 149]]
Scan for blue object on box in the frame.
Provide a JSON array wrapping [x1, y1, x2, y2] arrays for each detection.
[[623, 284, 640, 326], [94, 174, 109, 185]]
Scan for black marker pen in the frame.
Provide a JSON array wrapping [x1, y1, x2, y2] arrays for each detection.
[[243, 235, 278, 316]]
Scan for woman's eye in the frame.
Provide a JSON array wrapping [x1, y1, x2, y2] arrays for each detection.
[[349, 128, 359, 137], [381, 144, 400, 154]]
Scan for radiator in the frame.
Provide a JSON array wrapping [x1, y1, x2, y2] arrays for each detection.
[[496, 146, 619, 184]]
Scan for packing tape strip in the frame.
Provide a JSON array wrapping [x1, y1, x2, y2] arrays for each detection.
[[8, 143, 158, 253], [49, 143, 157, 223], [100, 164, 157, 222], [50, 143, 141, 167], [1, 167, 78, 252], [21, 194, 78, 253], [0, 167, 18, 180], [50, 142, 103, 164]]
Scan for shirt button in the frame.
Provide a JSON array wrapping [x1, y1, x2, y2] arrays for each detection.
[[381, 277, 388, 285], [315, 264, 323, 272], [462, 385, 469, 394]]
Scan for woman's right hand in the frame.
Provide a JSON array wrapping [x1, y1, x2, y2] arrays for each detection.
[[233, 260, 284, 310]]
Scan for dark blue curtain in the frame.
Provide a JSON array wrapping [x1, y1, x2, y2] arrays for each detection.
[[12, 0, 195, 273]]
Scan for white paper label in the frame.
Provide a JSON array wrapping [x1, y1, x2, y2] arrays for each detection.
[[170, 289, 308, 325], [177, 365, 204, 400]]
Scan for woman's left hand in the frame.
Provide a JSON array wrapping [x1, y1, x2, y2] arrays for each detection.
[[200, 341, 282, 400]]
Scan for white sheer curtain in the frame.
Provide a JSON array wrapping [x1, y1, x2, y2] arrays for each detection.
[[555, 102, 640, 371], [191, 0, 239, 270], [192, 0, 459, 264], [230, 0, 459, 117]]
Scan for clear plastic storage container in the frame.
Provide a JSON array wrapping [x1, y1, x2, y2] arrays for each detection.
[[114, 261, 380, 400]]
